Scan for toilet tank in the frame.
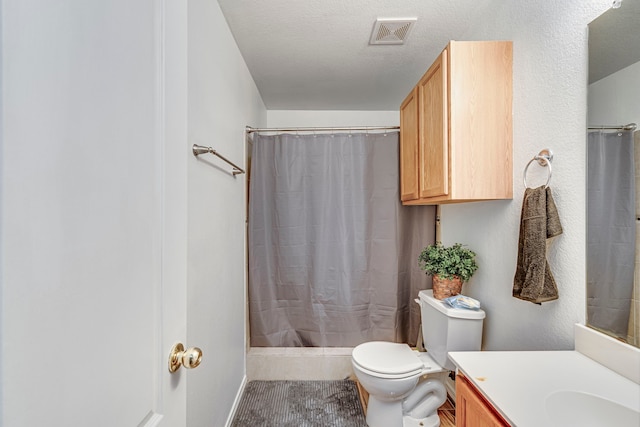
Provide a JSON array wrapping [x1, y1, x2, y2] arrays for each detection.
[[418, 289, 485, 371]]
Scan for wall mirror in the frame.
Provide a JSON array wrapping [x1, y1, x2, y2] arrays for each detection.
[[587, 0, 640, 348]]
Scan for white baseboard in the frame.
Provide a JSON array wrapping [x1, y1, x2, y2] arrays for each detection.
[[225, 375, 248, 427]]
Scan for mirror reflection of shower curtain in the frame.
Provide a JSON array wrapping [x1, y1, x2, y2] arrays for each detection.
[[587, 130, 635, 340], [248, 132, 434, 347]]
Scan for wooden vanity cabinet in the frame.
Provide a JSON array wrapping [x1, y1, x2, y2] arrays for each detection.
[[400, 41, 513, 205], [456, 373, 509, 427]]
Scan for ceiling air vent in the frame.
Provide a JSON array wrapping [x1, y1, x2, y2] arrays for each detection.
[[369, 18, 417, 45]]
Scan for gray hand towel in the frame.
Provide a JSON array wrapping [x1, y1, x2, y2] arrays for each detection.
[[513, 186, 563, 304]]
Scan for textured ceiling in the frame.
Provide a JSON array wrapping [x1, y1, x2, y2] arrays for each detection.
[[216, 0, 494, 110], [217, 0, 638, 110]]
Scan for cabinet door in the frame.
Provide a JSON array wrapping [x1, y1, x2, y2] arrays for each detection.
[[456, 374, 509, 427], [418, 48, 448, 199], [400, 87, 419, 201]]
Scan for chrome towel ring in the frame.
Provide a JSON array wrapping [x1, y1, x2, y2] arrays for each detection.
[[523, 149, 553, 189]]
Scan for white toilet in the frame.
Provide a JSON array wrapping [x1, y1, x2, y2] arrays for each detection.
[[352, 289, 485, 427]]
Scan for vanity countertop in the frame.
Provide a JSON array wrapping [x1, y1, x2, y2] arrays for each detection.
[[448, 350, 640, 426]]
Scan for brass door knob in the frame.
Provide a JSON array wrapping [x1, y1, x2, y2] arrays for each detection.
[[168, 343, 203, 373]]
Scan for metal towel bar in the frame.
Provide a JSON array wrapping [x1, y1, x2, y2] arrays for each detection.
[[192, 144, 245, 176]]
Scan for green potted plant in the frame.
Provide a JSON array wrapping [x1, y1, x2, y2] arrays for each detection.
[[418, 242, 479, 299]]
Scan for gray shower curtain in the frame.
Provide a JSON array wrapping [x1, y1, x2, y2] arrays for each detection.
[[248, 131, 434, 347], [587, 130, 635, 339]]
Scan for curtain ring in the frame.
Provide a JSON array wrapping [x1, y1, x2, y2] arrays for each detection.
[[523, 153, 553, 189]]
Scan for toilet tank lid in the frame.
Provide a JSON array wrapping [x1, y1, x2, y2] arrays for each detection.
[[418, 290, 486, 320], [352, 342, 423, 376]]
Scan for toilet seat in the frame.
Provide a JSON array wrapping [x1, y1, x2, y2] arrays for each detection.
[[352, 342, 425, 379]]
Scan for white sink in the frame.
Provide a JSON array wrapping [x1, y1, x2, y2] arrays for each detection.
[[545, 390, 640, 427]]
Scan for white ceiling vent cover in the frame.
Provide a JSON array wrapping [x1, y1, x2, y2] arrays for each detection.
[[369, 18, 417, 45]]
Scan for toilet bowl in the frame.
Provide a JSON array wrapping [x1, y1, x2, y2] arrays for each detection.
[[352, 289, 485, 427], [352, 341, 446, 427]]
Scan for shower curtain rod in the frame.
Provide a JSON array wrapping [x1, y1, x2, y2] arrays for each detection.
[[588, 123, 637, 131], [245, 125, 400, 134]]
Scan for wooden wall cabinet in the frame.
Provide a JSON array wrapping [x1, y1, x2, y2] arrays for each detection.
[[456, 373, 509, 427], [400, 41, 513, 205]]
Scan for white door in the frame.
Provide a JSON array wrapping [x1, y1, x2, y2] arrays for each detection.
[[0, 1, 189, 426]]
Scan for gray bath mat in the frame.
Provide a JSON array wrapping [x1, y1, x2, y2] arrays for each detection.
[[231, 380, 367, 427]]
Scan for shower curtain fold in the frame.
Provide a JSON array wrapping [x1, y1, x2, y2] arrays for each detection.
[[587, 130, 636, 340], [248, 132, 434, 347]]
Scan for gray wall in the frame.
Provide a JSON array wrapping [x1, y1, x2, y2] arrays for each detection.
[[441, 0, 612, 351]]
